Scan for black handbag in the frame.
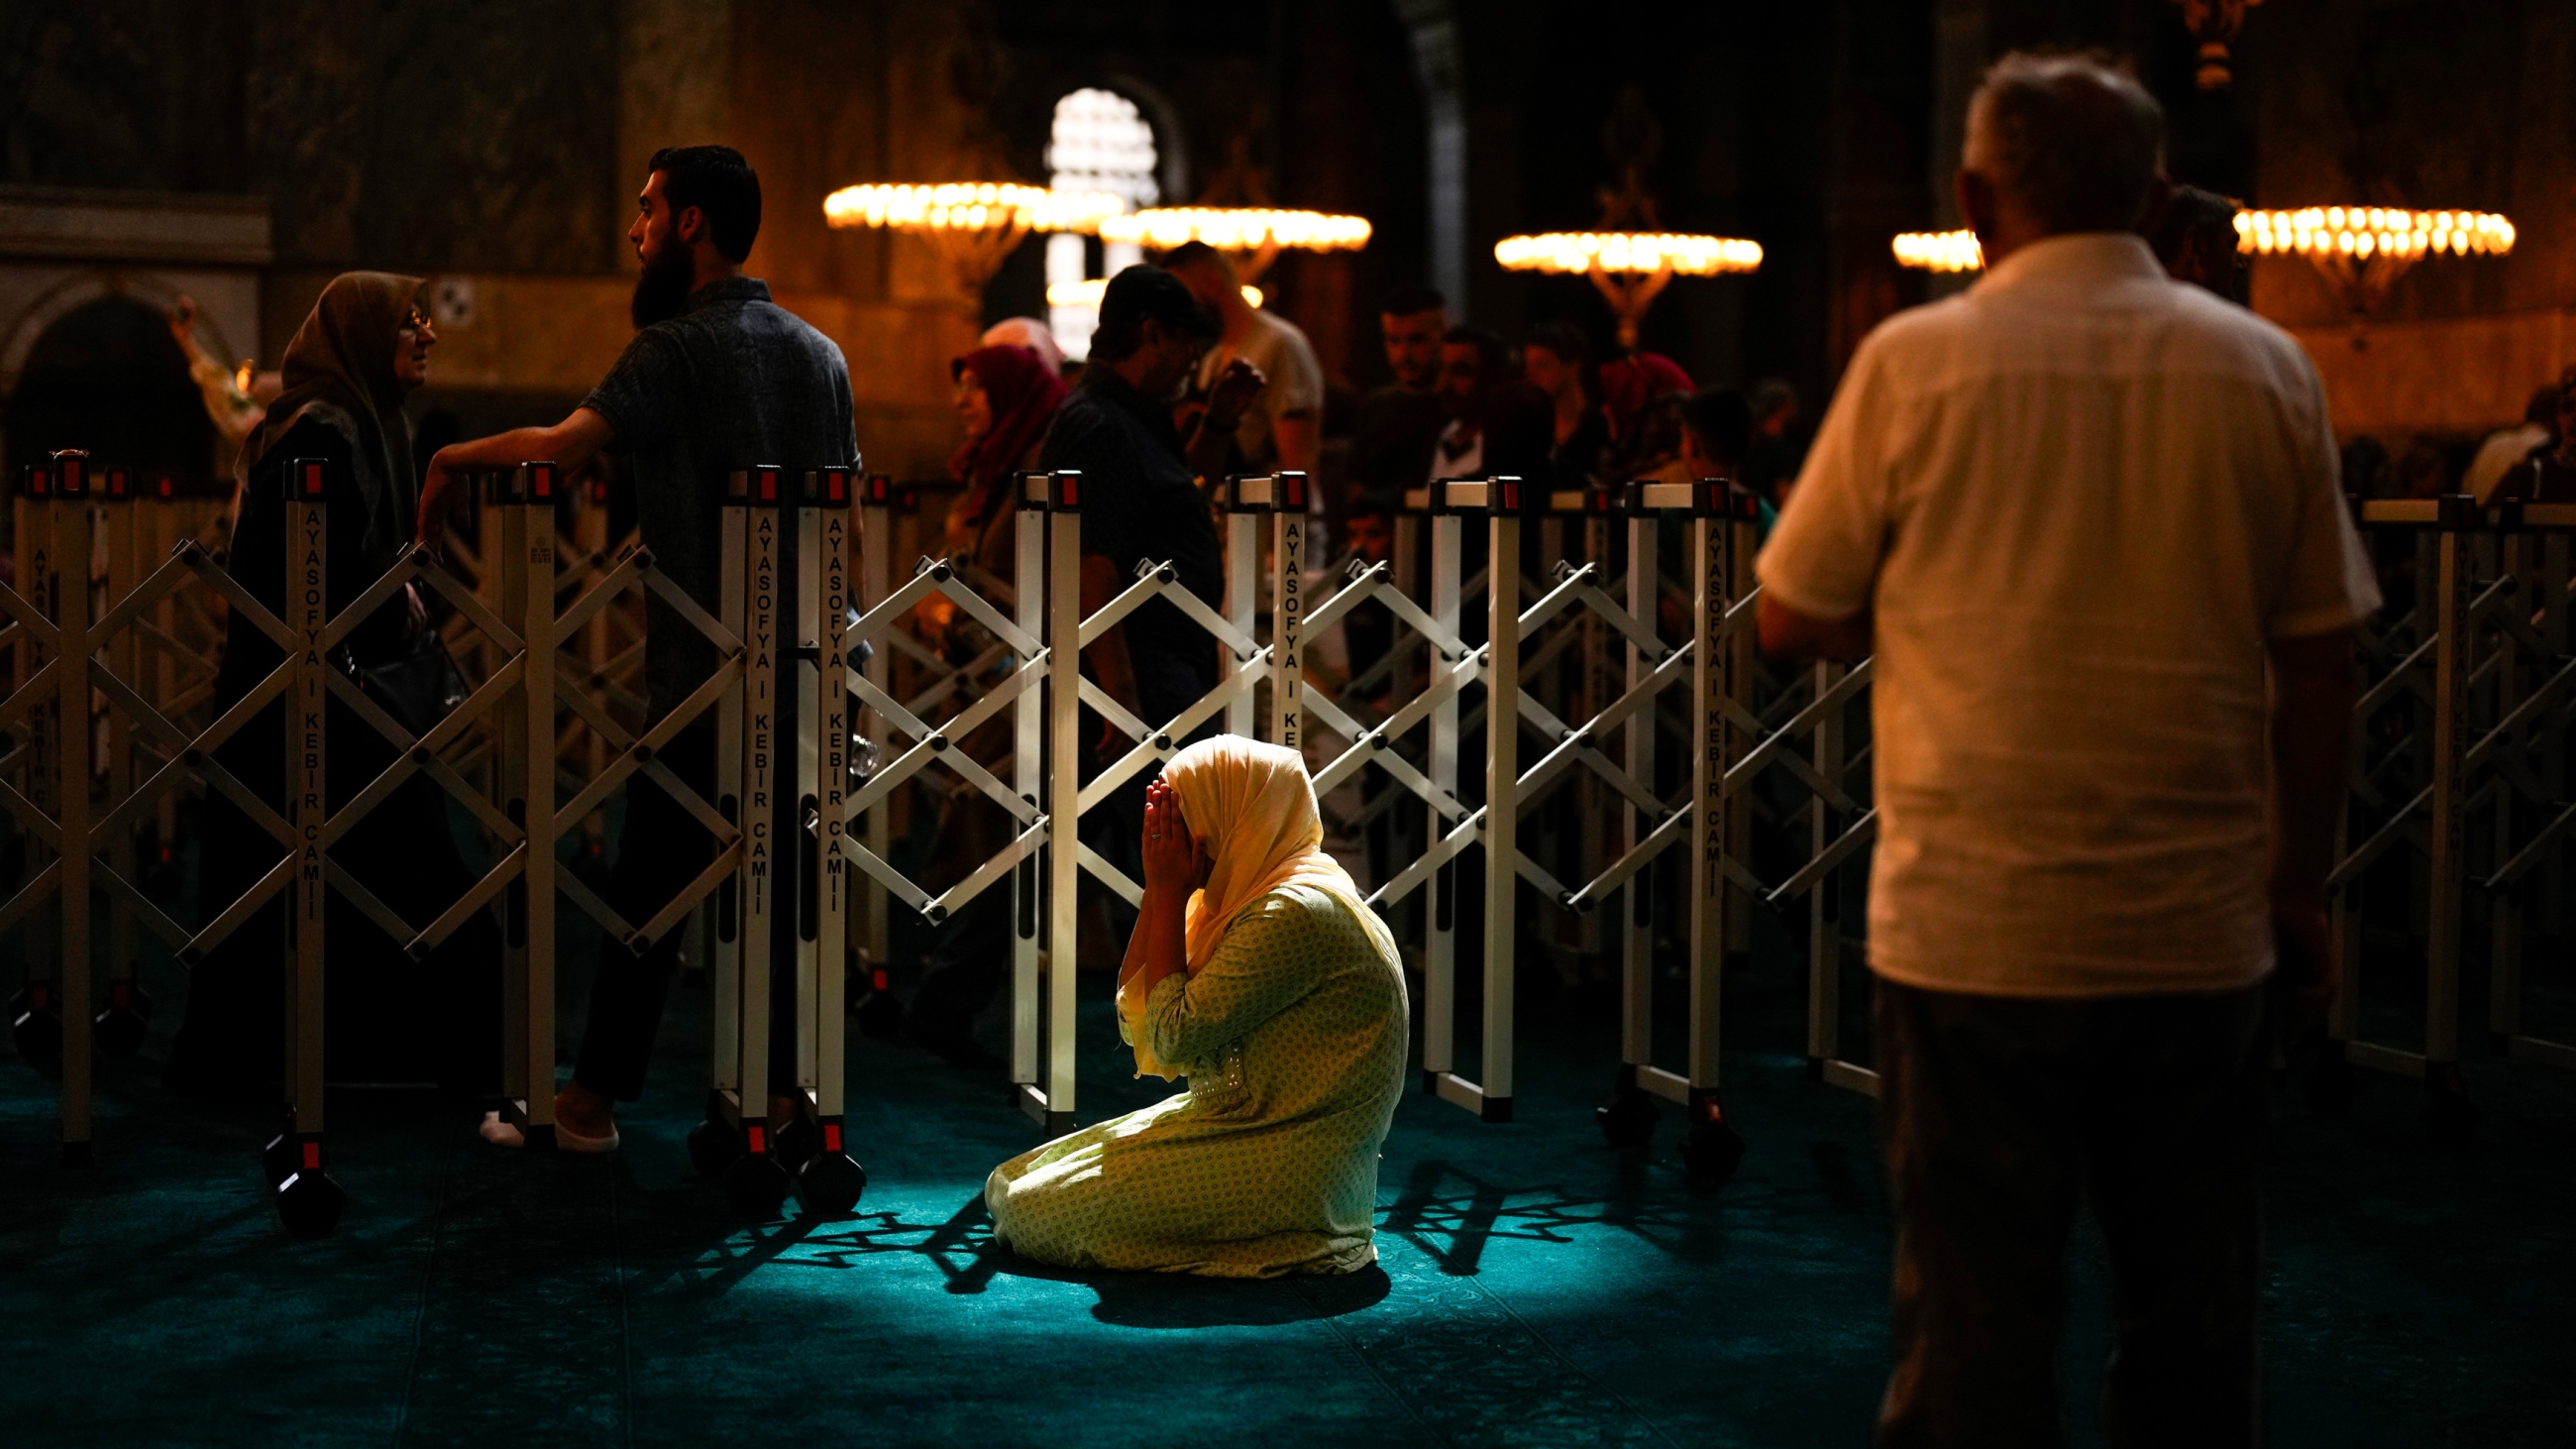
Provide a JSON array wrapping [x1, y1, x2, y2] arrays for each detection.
[[346, 628, 469, 738]]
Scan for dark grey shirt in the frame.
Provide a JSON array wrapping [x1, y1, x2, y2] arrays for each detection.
[[585, 278, 857, 718], [1037, 365, 1222, 709]]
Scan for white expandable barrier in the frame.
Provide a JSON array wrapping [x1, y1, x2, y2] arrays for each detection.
[[2319, 496, 2576, 1145], [0, 448, 884, 1229]]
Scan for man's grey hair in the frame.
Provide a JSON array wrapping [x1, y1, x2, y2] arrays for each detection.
[[1967, 52, 2166, 234]]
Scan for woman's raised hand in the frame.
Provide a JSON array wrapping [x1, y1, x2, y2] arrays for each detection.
[[1140, 778, 1208, 897]]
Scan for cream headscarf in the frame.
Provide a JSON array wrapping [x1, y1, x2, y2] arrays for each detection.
[[1118, 735, 1399, 1080]]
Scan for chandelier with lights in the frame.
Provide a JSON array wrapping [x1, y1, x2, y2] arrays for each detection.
[[822, 181, 1126, 295], [1097, 206, 1371, 284], [1495, 90, 1762, 350], [1493, 231, 1763, 350], [1890, 229, 1984, 274], [1045, 278, 1266, 310], [2239, 205, 2516, 345]]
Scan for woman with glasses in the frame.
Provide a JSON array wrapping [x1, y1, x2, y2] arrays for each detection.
[[165, 275, 502, 1103]]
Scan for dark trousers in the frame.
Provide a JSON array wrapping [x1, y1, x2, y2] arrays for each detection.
[[1874, 974, 2270, 1449], [574, 726, 797, 1101]]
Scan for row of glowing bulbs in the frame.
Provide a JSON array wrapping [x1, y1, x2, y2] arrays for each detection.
[[1044, 279, 1265, 310], [2234, 207, 2516, 260], [1893, 206, 2518, 274], [822, 182, 1126, 235], [1492, 231, 1764, 277], [823, 184, 1372, 255]]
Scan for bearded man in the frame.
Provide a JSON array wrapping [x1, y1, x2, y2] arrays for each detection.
[[419, 144, 857, 1152]]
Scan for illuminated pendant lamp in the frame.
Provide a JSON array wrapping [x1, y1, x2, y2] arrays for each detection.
[[1493, 87, 1760, 350], [823, 181, 1126, 296], [1095, 138, 1371, 291], [1891, 229, 1984, 274], [2236, 205, 2516, 348], [1096, 208, 1370, 287]]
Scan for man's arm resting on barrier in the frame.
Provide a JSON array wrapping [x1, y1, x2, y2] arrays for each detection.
[[1757, 594, 1874, 665], [418, 406, 617, 548], [1081, 553, 1145, 754], [2268, 625, 2359, 1014]]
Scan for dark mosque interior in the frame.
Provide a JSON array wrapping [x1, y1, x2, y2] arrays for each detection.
[[2, 2, 2572, 1445]]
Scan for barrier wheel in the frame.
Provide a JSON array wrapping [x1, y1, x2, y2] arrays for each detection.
[[855, 988, 905, 1041], [686, 1115, 741, 1178], [2422, 1065, 2482, 1151], [1595, 1082, 1660, 1150], [1680, 1095, 1745, 1184], [797, 1152, 868, 1216], [275, 1167, 348, 1238], [95, 982, 154, 1059], [720, 1152, 792, 1218], [2302, 1051, 2356, 1119], [773, 1114, 819, 1174], [8, 985, 62, 1076]]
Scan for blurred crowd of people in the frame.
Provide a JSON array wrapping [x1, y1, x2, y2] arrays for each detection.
[[937, 271, 1811, 589], [900, 258, 1815, 1059], [2341, 365, 2576, 507]]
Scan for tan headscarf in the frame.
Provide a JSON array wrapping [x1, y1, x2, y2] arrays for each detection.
[[238, 272, 424, 569], [1118, 735, 1400, 1080]]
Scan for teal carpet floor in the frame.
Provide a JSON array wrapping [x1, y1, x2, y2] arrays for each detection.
[[4, 934, 2574, 1447]]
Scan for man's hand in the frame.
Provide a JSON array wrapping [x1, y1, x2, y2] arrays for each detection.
[[1140, 778, 1212, 900], [415, 409, 617, 551], [2267, 627, 2357, 1017], [1204, 357, 1267, 432], [2272, 893, 2338, 1018], [419, 450, 467, 552]]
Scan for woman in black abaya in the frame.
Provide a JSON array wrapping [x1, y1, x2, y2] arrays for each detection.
[[164, 273, 500, 1100]]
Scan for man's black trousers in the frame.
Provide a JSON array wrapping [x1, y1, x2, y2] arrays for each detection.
[[1873, 974, 2270, 1449], [573, 725, 798, 1101]]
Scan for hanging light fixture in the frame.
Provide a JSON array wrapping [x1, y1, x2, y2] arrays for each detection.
[[1492, 231, 1763, 350], [822, 181, 1126, 295], [1046, 278, 1265, 310], [1890, 229, 1984, 274], [1095, 206, 1371, 284], [1494, 86, 1761, 351], [2236, 205, 2516, 347]]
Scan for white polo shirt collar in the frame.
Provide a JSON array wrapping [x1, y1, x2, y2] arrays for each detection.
[[1971, 231, 2167, 294]]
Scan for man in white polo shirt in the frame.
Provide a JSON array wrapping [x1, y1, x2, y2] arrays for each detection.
[[1759, 54, 2378, 1447]]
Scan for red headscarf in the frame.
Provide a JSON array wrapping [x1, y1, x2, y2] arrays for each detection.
[[1597, 352, 1693, 441], [949, 344, 1067, 492]]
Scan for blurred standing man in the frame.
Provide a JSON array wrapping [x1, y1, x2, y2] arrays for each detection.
[[1348, 285, 1449, 506], [1038, 266, 1263, 963], [2147, 182, 2252, 302], [420, 145, 857, 1152], [1164, 241, 1323, 481], [1759, 55, 2377, 1447], [1740, 379, 1805, 508]]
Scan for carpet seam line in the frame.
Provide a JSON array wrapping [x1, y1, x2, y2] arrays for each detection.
[[614, 1157, 636, 1449], [1302, 1242, 1454, 1449], [387, 1106, 458, 1449], [1454, 1247, 1686, 1448]]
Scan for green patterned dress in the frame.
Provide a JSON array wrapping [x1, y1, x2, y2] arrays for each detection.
[[984, 884, 1410, 1277]]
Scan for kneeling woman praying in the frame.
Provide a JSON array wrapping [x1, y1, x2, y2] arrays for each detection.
[[985, 736, 1409, 1276]]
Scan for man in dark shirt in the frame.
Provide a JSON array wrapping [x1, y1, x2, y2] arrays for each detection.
[[1036, 266, 1261, 963], [1347, 285, 1449, 508], [421, 145, 856, 1149], [1039, 265, 1257, 749]]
